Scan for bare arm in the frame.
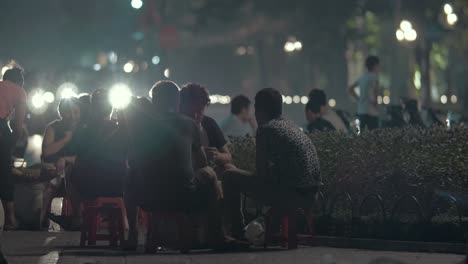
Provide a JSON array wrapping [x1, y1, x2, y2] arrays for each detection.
[[348, 80, 359, 100], [12, 102, 26, 143], [42, 126, 72, 159]]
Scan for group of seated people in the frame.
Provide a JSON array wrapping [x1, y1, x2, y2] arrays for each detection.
[[41, 81, 322, 250]]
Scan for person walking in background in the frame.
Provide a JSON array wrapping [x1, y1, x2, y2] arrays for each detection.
[[308, 89, 347, 132], [223, 88, 321, 239], [40, 98, 80, 228], [305, 90, 336, 133], [179, 83, 235, 175], [0, 68, 27, 232], [220, 95, 257, 138], [348, 55, 381, 130]]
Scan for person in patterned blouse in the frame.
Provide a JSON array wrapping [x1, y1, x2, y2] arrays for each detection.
[[223, 88, 322, 238]]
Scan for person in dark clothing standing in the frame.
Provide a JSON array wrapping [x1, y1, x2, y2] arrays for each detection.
[[0, 67, 27, 264]]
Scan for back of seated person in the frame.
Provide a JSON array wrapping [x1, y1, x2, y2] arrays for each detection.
[[68, 89, 127, 199], [223, 88, 322, 239]]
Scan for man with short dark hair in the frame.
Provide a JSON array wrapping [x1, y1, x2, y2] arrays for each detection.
[[179, 83, 235, 173], [348, 55, 381, 130], [223, 88, 321, 238], [305, 90, 335, 132], [220, 95, 257, 138]]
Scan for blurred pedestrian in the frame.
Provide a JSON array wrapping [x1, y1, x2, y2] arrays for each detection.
[[220, 95, 256, 138], [348, 55, 381, 130]]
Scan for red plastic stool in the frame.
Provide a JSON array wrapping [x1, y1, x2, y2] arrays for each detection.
[[80, 197, 127, 247], [145, 211, 194, 254], [264, 208, 315, 250]]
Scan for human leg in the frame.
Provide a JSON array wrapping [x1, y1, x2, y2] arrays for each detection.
[[193, 167, 225, 244], [0, 199, 7, 264], [223, 169, 317, 236], [0, 136, 15, 230]]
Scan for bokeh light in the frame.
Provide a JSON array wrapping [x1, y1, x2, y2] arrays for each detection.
[[294, 41, 302, 51], [450, 95, 457, 104], [109, 83, 133, 109], [300, 96, 309, 104], [293, 95, 300, 104], [383, 96, 390, 105], [57, 82, 78, 99], [93, 64, 102, 71], [164, 68, 170, 78], [151, 56, 160, 65], [43, 92, 55, 103], [444, 3, 453, 15], [284, 42, 295, 53], [447, 13, 458, 25], [440, 95, 448, 104], [131, 0, 143, 9], [404, 29, 417, 41], [123, 61, 134, 73], [328, 99, 336, 108], [284, 96, 292, 104], [400, 20, 412, 32], [396, 30, 404, 41], [31, 92, 45, 109]]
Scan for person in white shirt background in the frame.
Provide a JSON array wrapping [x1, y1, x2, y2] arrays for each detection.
[[220, 95, 257, 138], [348, 55, 381, 131]]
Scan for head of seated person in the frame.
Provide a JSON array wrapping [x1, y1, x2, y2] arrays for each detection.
[[179, 83, 210, 125], [151, 80, 180, 113]]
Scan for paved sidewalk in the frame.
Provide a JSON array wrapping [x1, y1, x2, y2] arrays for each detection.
[[2, 231, 465, 264]]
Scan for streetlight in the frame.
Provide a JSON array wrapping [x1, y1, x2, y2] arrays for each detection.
[[396, 20, 417, 42]]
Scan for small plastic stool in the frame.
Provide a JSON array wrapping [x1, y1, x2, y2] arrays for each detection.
[[145, 211, 193, 254], [264, 208, 315, 250], [80, 197, 127, 247]]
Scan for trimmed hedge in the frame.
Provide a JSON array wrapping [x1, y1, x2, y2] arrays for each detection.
[[229, 127, 468, 241]]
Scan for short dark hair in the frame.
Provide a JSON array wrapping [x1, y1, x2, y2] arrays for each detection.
[[365, 55, 380, 71], [150, 81, 180, 109], [231, 95, 251, 115], [179, 83, 210, 113], [255, 88, 282, 119], [3, 67, 24, 86], [308, 89, 327, 106], [58, 98, 79, 118]]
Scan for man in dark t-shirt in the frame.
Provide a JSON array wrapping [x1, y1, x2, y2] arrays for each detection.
[[179, 83, 236, 174]]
